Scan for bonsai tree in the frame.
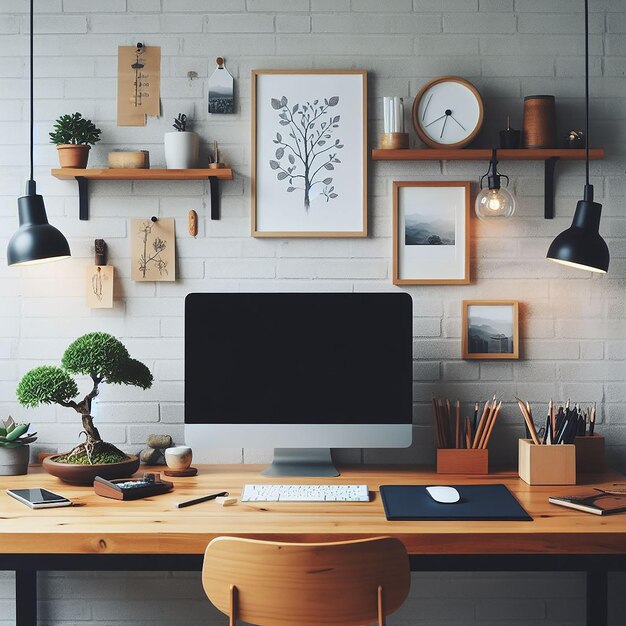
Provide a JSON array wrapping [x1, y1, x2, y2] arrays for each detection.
[[49, 112, 102, 146], [16, 333, 152, 465]]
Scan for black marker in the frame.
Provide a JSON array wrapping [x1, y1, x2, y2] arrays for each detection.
[[176, 491, 228, 509]]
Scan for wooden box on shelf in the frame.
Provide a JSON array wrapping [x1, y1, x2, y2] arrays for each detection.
[[574, 434, 605, 474], [518, 439, 576, 486], [437, 448, 488, 475]]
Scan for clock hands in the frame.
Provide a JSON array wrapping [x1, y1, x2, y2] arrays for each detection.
[[424, 112, 446, 128], [449, 114, 466, 131], [422, 94, 433, 121], [440, 113, 449, 138], [423, 108, 466, 139]]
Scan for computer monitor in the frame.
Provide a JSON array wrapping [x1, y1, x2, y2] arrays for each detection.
[[185, 293, 413, 476]]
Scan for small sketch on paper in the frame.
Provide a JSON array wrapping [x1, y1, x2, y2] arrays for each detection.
[[131, 218, 176, 282]]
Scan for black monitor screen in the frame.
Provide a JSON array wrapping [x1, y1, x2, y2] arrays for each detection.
[[185, 293, 413, 425]]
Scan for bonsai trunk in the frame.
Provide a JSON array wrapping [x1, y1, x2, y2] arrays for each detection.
[[82, 413, 102, 444], [65, 413, 126, 465]]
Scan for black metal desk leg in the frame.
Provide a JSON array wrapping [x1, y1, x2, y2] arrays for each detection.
[[209, 177, 220, 220], [587, 569, 608, 626], [16, 570, 37, 626]]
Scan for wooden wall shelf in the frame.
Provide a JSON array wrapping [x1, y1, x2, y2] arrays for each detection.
[[371, 148, 605, 219], [51, 168, 234, 220]]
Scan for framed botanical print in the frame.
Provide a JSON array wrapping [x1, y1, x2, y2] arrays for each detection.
[[462, 300, 520, 360], [393, 181, 470, 285], [251, 70, 367, 238]]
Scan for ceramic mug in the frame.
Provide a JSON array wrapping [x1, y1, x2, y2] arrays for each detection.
[[164, 446, 193, 470]]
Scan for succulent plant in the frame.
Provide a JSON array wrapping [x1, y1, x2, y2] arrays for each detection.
[[49, 112, 102, 146], [0, 417, 37, 448], [173, 113, 188, 132]]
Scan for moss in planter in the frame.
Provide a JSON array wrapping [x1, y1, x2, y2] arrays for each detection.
[[56, 442, 128, 465]]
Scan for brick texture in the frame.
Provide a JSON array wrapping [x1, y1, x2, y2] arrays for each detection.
[[1, 0, 626, 623]]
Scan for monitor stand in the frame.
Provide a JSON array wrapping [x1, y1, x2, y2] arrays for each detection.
[[261, 448, 339, 477]]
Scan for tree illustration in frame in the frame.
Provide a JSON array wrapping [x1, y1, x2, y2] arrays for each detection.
[[269, 95, 344, 210]]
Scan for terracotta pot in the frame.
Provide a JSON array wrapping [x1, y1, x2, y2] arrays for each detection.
[[57, 144, 91, 168], [42, 453, 140, 486]]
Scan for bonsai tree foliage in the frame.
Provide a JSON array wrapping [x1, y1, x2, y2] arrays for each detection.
[[16, 333, 152, 464]]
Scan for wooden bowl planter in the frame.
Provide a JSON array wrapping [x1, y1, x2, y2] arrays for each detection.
[[57, 144, 91, 168], [43, 453, 140, 486]]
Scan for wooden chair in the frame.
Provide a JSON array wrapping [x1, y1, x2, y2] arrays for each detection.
[[202, 536, 411, 626]]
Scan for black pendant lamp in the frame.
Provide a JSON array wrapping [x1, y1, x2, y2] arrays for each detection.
[[546, 0, 608, 273], [7, 0, 70, 267]]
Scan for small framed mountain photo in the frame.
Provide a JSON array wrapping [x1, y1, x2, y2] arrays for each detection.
[[393, 181, 470, 285], [462, 300, 520, 360], [252, 70, 367, 237]]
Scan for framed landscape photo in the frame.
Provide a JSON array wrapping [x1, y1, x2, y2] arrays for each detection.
[[393, 181, 470, 285], [462, 300, 519, 360], [251, 70, 367, 237]]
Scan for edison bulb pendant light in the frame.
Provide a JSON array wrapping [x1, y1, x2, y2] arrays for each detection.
[[475, 149, 516, 221]]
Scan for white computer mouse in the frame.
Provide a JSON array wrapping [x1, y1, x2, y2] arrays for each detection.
[[426, 486, 460, 504]]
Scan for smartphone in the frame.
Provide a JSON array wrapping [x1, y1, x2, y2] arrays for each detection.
[[7, 488, 72, 509]]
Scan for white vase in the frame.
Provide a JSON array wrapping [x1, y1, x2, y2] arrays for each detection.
[[0, 445, 29, 475], [164, 131, 199, 169]]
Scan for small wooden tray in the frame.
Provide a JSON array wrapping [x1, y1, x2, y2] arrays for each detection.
[[94, 473, 173, 500], [164, 467, 198, 477]]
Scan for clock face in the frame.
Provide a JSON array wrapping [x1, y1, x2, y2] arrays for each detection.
[[413, 78, 483, 148]]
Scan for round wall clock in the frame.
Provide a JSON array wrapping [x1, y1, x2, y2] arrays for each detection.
[[412, 76, 484, 149]]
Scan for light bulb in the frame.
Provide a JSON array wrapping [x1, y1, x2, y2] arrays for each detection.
[[475, 186, 516, 220]]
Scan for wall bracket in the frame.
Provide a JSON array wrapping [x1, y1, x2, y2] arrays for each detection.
[[544, 156, 559, 219]]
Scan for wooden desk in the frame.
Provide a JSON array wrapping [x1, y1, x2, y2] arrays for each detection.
[[2, 465, 625, 626]]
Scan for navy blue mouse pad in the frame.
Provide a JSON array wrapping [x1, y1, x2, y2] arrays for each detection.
[[380, 484, 532, 521]]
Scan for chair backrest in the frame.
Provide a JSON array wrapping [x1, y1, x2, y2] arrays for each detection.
[[202, 536, 410, 626]]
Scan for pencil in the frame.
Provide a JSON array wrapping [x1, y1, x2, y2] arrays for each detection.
[[472, 400, 491, 449], [515, 397, 540, 445], [465, 416, 472, 449], [455, 400, 461, 449], [481, 400, 502, 449]]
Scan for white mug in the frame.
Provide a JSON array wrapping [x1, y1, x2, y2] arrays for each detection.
[[165, 446, 193, 470]]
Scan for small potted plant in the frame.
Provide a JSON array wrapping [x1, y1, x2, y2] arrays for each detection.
[[164, 113, 199, 169], [17, 332, 152, 485], [0, 417, 37, 476], [49, 112, 102, 168]]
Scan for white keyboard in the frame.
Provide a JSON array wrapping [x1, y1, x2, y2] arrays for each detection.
[[241, 484, 370, 502]]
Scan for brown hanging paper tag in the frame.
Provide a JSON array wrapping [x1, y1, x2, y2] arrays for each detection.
[[117, 44, 161, 126], [86, 265, 114, 308]]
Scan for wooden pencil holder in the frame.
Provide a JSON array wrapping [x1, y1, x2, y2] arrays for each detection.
[[574, 434, 605, 474], [379, 132, 409, 150], [518, 439, 576, 485], [437, 448, 489, 475]]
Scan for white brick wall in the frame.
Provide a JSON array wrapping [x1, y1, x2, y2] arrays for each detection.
[[1, 0, 626, 623]]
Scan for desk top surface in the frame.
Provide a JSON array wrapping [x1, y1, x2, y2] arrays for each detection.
[[1, 465, 625, 556]]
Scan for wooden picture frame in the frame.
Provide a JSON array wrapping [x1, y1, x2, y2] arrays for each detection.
[[393, 181, 470, 285], [462, 300, 519, 360], [251, 70, 367, 238]]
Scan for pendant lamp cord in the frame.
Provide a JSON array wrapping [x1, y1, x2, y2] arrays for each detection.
[[585, 0, 590, 188], [29, 0, 34, 184]]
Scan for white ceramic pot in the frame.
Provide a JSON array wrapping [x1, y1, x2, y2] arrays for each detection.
[[0, 445, 29, 476], [165, 446, 193, 470], [164, 131, 199, 169]]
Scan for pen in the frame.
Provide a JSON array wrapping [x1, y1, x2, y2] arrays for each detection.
[[176, 491, 228, 509]]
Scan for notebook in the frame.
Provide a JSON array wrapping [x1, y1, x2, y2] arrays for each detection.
[[549, 492, 626, 516], [380, 484, 532, 521]]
